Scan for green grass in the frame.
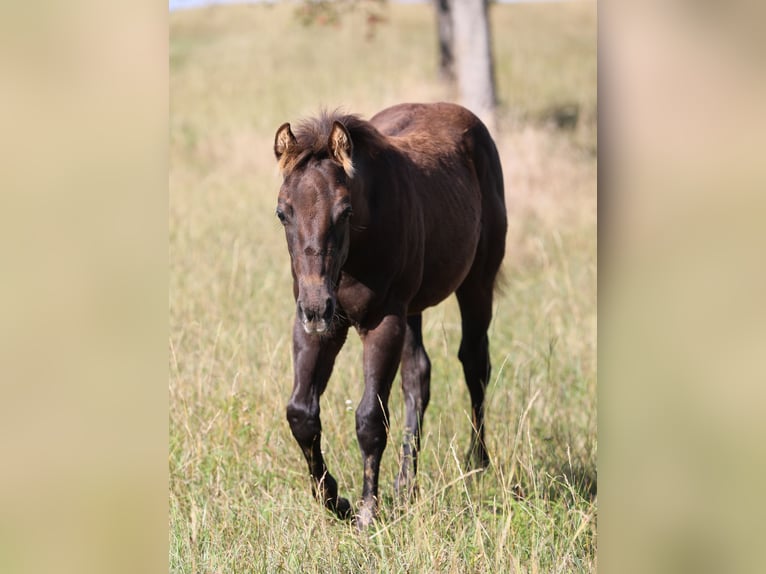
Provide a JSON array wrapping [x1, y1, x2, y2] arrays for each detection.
[[170, 2, 596, 572]]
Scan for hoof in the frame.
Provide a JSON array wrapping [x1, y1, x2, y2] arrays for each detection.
[[354, 504, 376, 530], [331, 497, 352, 520]]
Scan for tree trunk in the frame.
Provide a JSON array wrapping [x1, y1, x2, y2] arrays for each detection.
[[434, 0, 455, 83], [451, 0, 497, 132]]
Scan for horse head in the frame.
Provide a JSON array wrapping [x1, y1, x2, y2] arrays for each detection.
[[274, 120, 355, 334]]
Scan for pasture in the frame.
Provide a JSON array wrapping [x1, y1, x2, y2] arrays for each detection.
[[170, 2, 597, 572]]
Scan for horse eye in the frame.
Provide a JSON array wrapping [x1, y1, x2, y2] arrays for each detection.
[[339, 207, 353, 221], [275, 208, 287, 224]]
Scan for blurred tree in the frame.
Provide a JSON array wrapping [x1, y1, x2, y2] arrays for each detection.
[[434, 0, 455, 83], [449, 0, 497, 130]]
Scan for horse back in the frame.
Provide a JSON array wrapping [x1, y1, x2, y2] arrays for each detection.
[[370, 102, 503, 212]]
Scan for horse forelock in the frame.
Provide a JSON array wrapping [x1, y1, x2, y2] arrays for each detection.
[[280, 109, 385, 177]]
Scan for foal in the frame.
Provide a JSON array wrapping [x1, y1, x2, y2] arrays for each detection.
[[273, 102, 507, 527]]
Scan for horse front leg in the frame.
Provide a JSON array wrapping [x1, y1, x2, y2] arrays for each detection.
[[286, 317, 351, 519], [355, 312, 406, 528]]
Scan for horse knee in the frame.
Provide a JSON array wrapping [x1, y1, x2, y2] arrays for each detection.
[[355, 402, 388, 455], [286, 400, 320, 448]]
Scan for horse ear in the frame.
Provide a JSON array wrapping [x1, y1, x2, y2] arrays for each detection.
[[328, 121, 355, 178], [274, 122, 297, 172]]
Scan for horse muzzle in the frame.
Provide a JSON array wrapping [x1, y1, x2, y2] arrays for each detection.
[[297, 296, 335, 335]]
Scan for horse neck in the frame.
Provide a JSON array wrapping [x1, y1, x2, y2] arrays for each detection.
[[347, 144, 413, 247], [354, 141, 402, 200]]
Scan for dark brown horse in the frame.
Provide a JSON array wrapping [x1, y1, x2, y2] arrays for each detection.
[[273, 102, 507, 527]]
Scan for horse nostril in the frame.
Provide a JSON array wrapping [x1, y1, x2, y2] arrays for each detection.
[[298, 302, 316, 322]]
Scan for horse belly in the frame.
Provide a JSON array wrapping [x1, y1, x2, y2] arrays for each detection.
[[409, 214, 481, 314]]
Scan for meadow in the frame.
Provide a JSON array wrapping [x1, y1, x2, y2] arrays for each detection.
[[170, 2, 597, 571]]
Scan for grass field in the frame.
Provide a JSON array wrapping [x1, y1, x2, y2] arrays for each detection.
[[170, 2, 597, 571]]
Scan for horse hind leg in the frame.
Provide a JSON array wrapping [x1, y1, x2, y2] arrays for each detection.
[[456, 125, 506, 470], [456, 278, 496, 470], [394, 314, 431, 500]]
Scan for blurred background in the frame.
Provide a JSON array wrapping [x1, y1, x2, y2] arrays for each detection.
[[3, 0, 764, 572]]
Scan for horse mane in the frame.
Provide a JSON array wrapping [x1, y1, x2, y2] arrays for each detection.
[[284, 109, 388, 175]]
